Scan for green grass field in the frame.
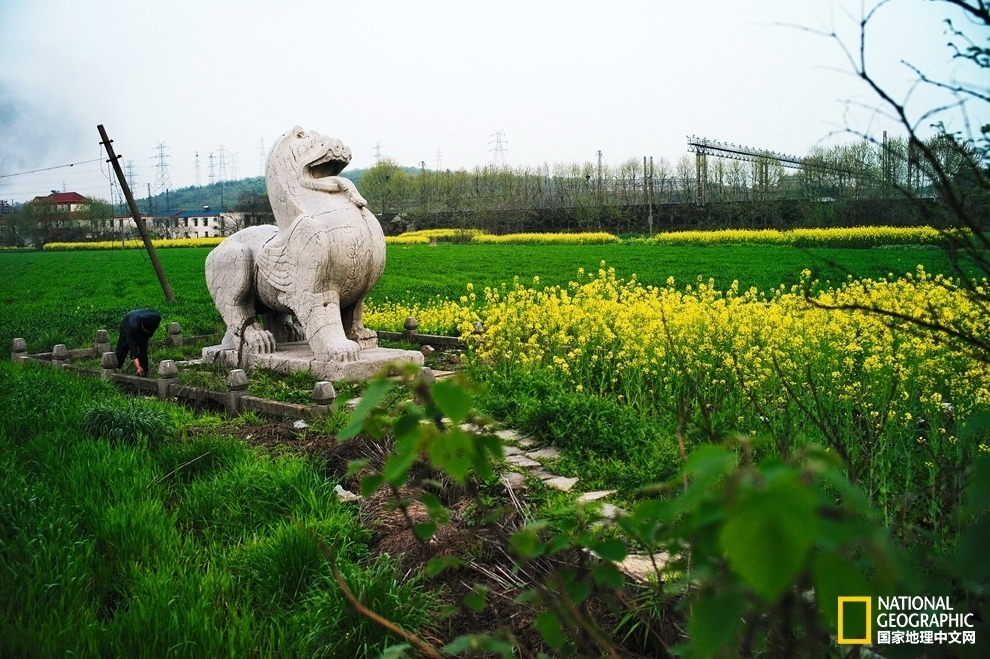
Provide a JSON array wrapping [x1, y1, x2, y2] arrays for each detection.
[[2, 242, 987, 656], [0, 243, 973, 353]]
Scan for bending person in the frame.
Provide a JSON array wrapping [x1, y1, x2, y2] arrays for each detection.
[[114, 309, 162, 376]]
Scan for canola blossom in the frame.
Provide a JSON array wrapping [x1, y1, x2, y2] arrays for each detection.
[[366, 264, 989, 532], [385, 228, 483, 244], [472, 232, 621, 245], [385, 229, 620, 245], [44, 237, 225, 251], [637, 225, 953, 248]]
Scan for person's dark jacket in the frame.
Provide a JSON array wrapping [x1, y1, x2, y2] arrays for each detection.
[[115, 309, 162, 373]]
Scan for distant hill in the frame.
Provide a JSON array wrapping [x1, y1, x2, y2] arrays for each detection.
[[143, 168, 368, 212]]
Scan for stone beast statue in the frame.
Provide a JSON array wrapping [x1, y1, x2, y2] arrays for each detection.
[[205, 126, 384, 362]]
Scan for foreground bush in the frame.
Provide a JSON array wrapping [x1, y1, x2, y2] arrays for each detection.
[[341, 368, 990, 657]]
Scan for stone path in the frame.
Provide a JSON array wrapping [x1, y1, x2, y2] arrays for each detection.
[[492, 428, 666, 583], [337, 403, 666, 583]]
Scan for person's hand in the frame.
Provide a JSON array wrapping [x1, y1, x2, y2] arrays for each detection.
[[133, 358, 145, 377]]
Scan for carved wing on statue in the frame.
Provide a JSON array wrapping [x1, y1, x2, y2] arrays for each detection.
[[255, 239, 294, 294]]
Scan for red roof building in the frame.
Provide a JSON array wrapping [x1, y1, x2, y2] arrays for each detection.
[[33, 191, 89, 211]]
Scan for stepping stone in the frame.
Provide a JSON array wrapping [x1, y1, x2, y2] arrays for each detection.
[[495, 429, 520, 441], [515, 437, 536, 448], [506, 454, 541, 469], [345, 397, 361, 409], [577, 490, 616, 503], [502, 445, 525, 456], [598, 503, 622, 519], [544, 476, 579, 492], [617, 553, 671, 583], [526, 447, 562, 460], [432, 370, 457, 380], [529, 468, 555, 480], [334, 484, 361, 502], [501, 472, 527, 489]]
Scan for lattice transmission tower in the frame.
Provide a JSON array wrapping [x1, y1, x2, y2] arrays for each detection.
[[152, 142, 172, 195], [489, 130, 508, 168]]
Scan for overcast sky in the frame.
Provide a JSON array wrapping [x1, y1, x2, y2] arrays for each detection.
[[0, 0, 982, 203]]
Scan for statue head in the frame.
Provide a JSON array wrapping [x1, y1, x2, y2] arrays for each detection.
[[266, 126, 354, 226]]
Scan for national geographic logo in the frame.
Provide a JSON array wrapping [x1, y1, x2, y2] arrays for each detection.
[[838, 597, 871, 645], [838, 596, 977, 647]]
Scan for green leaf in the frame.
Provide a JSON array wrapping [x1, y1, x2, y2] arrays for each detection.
[[534, 610, 567, 650], [360, 473, 385, 498], [377, 643, 411, 659], [719, 474, 818, 601], [688, 590, 744, 658], [426, 427, 475, 484], [592, 562, 625, 589], [432, 379, 473, 424], [339, 380, 393, 439], [427, 555, 464, 577], [510, 525, 545, 560], [685, 445, 736, 487], [383, 447, 418, 488], [954, 518, 990, 583], [591, 538, 628, 562], [393, 409, 423, 442], [414, 521, 437, 541], [811, 550, 876, 632], [346, 457, 370, 476], [463, 586, 488, 612], [964, 454, 990, 511]]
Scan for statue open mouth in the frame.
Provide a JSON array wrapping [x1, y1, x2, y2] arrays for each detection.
[[306, 149, 348, 179]]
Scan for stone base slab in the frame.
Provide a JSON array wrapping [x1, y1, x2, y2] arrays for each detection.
[[202, 341, 424, 381]]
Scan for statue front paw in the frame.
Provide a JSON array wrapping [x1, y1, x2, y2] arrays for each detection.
[[315, 338, 361, 363], [240, 324, 277, 354], [287, 323, 306, 341], [350, 192, 368, 208]]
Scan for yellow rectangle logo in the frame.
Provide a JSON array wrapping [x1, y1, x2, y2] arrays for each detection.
[[838, 597, 872, 644]]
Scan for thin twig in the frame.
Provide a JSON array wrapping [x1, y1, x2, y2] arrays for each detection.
[[148, 450, 212, 488]]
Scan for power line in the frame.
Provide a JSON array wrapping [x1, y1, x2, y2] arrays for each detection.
[[0, 158, 103, 179]]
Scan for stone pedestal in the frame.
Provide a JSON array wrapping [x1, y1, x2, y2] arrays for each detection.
[[202, 341, 423, 382]]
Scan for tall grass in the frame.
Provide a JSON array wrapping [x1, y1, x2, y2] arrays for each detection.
[[0, 361, 438, 657]]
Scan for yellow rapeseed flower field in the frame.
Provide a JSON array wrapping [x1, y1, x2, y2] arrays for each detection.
[[640, 225, 951, 248], [44, 237, 225, 251], [366, 263, 989, 530]]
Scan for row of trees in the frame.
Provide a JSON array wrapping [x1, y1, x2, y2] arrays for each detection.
[[0, 197, 115, 247], [355, 133, 986, 233]]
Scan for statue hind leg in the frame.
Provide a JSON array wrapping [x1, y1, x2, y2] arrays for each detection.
[[205, 240, 276, 354], [342, 297, 378, 349]]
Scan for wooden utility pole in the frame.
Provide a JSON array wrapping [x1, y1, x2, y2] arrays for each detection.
[[97, 124, 175, 302]]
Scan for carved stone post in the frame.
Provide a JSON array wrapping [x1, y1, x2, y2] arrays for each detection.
[[225, 369, 250, 416], [101, 352, 119, 377], [418, 367, 436, 384], [158, 359, 178, 398], [167, 322, 183, 348], [52, 344, 69, 367], [311, 380, 337, 417], [94, 330, 111, 357], [403, 316, 419, 341], [11, 338, 26, 362]]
